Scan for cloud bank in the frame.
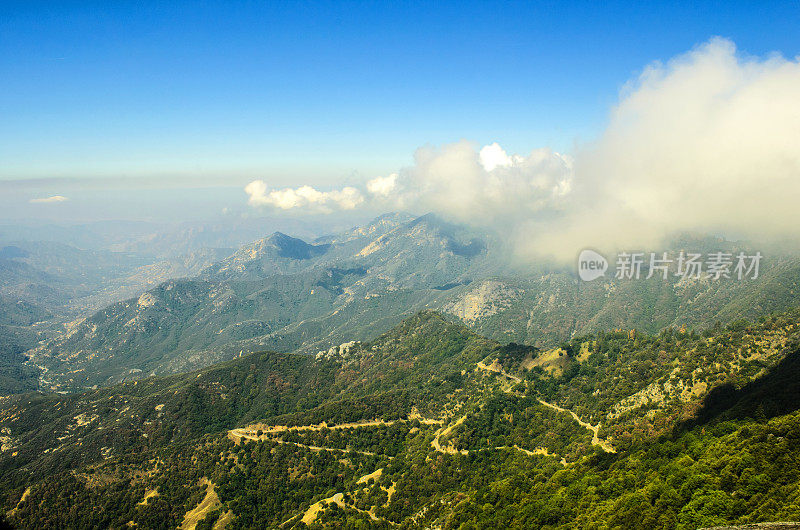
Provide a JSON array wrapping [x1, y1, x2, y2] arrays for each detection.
[[531, 37, 800, 259], [245, 38, 800, 260], [245, 181, 364, 213], [245, 141, 572, 223]]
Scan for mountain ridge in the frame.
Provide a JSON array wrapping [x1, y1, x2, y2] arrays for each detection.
[[20, 214, 800, 394]]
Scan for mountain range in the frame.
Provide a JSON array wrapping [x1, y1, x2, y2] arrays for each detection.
[[3, 212, 800, 527], [11, 213, 800, 394]]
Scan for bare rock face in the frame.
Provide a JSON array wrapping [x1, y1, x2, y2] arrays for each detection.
[[444, 280, 519, 323]]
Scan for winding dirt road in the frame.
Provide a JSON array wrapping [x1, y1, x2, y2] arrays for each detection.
[[475, 357, 615, 453]]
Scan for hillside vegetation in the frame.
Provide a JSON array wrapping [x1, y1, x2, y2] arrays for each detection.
[[3, 309, 800, 528]]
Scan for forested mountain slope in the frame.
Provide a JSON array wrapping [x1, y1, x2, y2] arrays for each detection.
[[3, 310, 800, 528]]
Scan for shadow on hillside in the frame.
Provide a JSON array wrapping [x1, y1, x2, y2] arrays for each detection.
[[680, 339, 800, 430]]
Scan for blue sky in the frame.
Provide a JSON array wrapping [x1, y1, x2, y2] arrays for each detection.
[[1, 1, 799, 218]]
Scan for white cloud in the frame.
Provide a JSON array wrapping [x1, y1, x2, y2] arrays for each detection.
[[366, 174, 398, 197], [528, 37, 800, 259], [392, 140, 572, 223], [245, 180, 364, 212], [244, 143, 572, 219], [29, 195, 68, 204], [244, 38, 800, 261], [479, 142, 515, 171]]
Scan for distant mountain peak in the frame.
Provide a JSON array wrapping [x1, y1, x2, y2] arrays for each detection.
[[407, 212, 448, 229], [264, 230, 293, 242], [371, 211, 417, 224], [199, 231, 331, 281], [261, 232, 330, 260]]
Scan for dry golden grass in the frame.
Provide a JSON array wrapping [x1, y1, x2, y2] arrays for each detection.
[[180, 478, 220, 530]]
